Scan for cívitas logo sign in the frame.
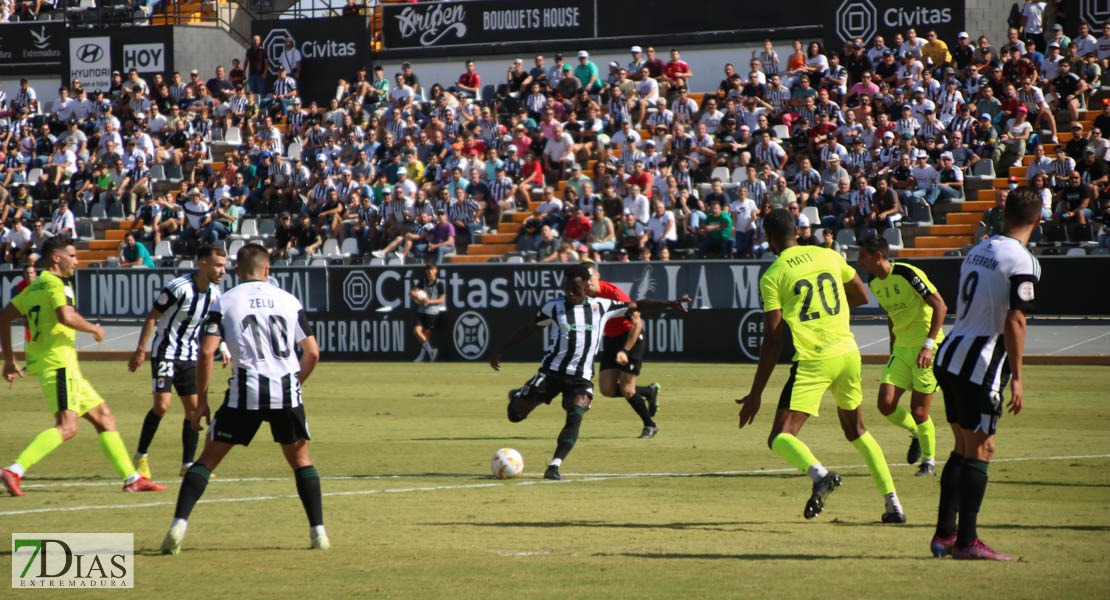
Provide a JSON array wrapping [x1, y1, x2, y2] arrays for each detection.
[[262, 28, 357, 72], [11, 533, 134, 588], [393, 3, 468, 47]]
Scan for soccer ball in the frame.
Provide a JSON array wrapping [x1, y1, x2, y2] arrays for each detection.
[[413, 289, 428, 302], [490, 448, 524, 479]]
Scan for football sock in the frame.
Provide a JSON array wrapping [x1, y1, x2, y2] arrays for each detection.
[[415, 348, 426, 361], [14, 427, 64, 472], [806, 463, 829, 483], [7, 463, 25, 477], [181, 419, 199, 466], [917, 417, 936, 462], [294, 466, 324, 527], [935, 452, 964, 538], [884, 405, 918, 435], [635, 385, 653, 398], [98, 431, 137, 481], [553, 406, 585, 462], [625, 393, 654, 427], [885, 491, 903, 514], [957, 459, 989, 546], [770, 433, 820, 475], [173, 463, 211, 520], [422, 342, 433, 354], [136, 410, 162, 455], [849, 431, 896, 496]]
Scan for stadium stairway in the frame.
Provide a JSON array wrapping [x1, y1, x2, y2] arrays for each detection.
[[899, 110, 1098, 257]]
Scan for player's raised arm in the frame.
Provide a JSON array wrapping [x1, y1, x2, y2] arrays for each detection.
[[489, 321, 541, 371], [0, 303, 25, 387], [737, 308, 783, 428], [843, 272, 870, 309], [626, 295, 691, 313]]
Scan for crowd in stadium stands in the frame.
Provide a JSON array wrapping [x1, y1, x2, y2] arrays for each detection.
[[2, 2, 1110, 269]]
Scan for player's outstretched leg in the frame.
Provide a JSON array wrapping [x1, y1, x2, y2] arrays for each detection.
[[769, 431, 839, 519], [621, 376, 657, 439], [3, 425, 67, 496], [839, 408, 904, 523], [546, 395, 589, 481], [877, 384, 921, 464]]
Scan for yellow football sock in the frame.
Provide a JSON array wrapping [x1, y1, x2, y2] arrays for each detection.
[[15, 427, 65, 472], [98, 431, 137, 481], [850, 431, 896, 496]]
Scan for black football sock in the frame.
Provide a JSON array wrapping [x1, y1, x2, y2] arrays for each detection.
[[136, 410, 162, 455], [173, 463, 211, 520], [295, 466, 324, 527], [635, 385, 653, 397], [935, 452, 963, 538], [956, 459, 989, 546], [553, 406, 585, 462], [625, 394, 654, 427], [181, 419, 199, 466]]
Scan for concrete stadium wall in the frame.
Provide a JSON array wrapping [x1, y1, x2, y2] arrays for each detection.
[[964, 0, 1067, 48], [173, 25, 246, 81]]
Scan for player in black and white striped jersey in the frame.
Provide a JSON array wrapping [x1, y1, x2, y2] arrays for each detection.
[[129, 244, 230, 480], [489, 264, 689, 481], [411, 262, 446, 363], [161, 244, 326, 555], [929, 187, 1041, 561]]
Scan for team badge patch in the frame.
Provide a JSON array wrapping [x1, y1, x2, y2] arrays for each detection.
[[1017, 281, 1035, 302]]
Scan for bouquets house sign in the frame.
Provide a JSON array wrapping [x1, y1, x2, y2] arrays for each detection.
[[383, 0, 595, 49]]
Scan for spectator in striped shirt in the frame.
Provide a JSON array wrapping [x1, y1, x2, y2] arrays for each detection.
[[272, 66, 298, 114]]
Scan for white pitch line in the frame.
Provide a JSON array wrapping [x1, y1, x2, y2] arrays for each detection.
[[1047, 331, 1110, 355], [0, 453, 1106, 518], [856, 336, 890, 350]]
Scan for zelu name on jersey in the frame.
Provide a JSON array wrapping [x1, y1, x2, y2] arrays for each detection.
[[248, 298, 275, 309]]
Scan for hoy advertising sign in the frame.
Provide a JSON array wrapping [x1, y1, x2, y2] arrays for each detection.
[[823, 0, 965, 49], [382, 0, 594, 49]]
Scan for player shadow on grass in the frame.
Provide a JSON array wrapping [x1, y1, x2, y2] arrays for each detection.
[[405, 436, 630, 441], [830, 522, 1110, 532], [425, 520, 781, 533], [988, 479, 1110, 488], [134, 547, 303, 556], [594, 552, 930, 561]]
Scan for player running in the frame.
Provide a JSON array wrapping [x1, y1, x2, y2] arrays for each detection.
[[411, 262, 446, 363], [737, 209, 904, 523], [857, 237, 947, 476], [129, 244, 230, 479], [930, 187, 1041, 561], [582, 260, 661, 439], [489, 264, 688, 481], [0, 237, 166, 496], [161, 244, 327, 554]]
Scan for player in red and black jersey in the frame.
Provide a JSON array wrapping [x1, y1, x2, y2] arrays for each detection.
[[582, 261, 661, 438]]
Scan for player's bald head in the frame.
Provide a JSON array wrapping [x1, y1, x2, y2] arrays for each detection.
[[236, 243, 270, 279]]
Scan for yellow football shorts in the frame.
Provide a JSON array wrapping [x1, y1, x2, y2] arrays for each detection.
[[880, 346, 939, 394], [40, 367, 105, 416], [777, 352, 863, 416]]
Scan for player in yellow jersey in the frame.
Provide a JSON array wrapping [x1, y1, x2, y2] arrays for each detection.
[[0, 237, 165, 496], [737, 209, 905, 522], [858, 237, 948, 477]]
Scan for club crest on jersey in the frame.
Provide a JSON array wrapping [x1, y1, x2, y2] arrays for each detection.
[[1017, 281, 1035, 302]]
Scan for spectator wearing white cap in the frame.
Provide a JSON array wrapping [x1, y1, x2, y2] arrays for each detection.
[[573, 51, 600, 93], [935, 151, 964, 203], [909, 149, 942, 205], [627, 46, 646, 80]]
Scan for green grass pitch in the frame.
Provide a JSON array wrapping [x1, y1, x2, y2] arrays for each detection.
[[2, 362, 1108, 598]]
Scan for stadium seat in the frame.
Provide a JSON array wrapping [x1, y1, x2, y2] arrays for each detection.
[[76, 222, 94, 240], [286, 141, 302, 159], [730, 168, 748, 183], [150, 164, 166, 181], [801, 206, 820, 227], [836, 228, 856, 248], [164, 164, 183, 182], [340, 237, 360, 256], [224, 127, 242, 145], [272, 258, 291, 267], [90, 204, 107, 219], [1066, 247, 1087, 256], [72, 204, 86, 218], [1090, 247, 1109, 255], [107, 204, 125, 219], [944, 249, 962, 256], [259, 218, 277, 236], [813, 227, 824, 240], [153, 240, 173, 259], [970, 159, 995, 179], [882, 227, 904, 249], [321, 238, 340, 257], [907, 201, 933, 225], [227, 239, 245, 256], [858, 227, 878, 241], [506, 255, 524, 263], [387, 256, 404, 265], [177, 260, 195, 269], [762, 252, 777, 261], [310, 258, 327, 266], [238, 219, 259, 238], [710, 166, 730, 182], [772, 124, 789, 140], [1028, 225, 1043, 244], [27, 168, 43, 182], [369, 257, 385, 266]]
